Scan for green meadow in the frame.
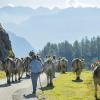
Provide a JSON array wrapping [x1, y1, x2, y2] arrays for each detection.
[[39, 71, 100, 100], [0, 71, 6, 79]]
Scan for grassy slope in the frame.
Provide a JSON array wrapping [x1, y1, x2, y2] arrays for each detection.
[[39, 71, 100, 100], [0, 71, 6, 79]]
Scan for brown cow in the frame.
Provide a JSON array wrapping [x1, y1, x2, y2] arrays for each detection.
[[93, 64, 100, 99], [4, 58, 16, 84], [72, 58, 84, 80]]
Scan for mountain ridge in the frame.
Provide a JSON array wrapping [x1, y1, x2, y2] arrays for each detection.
[[0, 7, 100, 50], [8, 32, 34, 57]]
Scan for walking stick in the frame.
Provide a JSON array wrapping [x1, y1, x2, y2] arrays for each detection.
[[39, 73, 44, 93], [38, 73, 46, 100]]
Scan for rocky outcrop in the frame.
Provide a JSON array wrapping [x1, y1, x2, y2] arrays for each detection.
[[0, 23, 13, 60]]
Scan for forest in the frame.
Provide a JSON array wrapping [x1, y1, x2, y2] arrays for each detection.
[[41, 36, 100, 69]]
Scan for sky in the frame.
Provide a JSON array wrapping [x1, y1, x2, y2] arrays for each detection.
[[0, 0, 100, 9], [1, 0, 100, 50]]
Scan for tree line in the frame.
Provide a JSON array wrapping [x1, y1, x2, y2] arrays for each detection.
[[40, 36, 100, 69]]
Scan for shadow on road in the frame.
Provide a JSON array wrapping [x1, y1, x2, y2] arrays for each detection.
[[0, 80, 23, 87], [0, 83, 11, 87], [22, 76, 30, 80], [11, 81, 21, 84], [23, 93, 36, 99]]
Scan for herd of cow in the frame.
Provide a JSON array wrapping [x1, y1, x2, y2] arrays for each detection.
[[0, 55, 69, 87], [0, 54, 100, 99]]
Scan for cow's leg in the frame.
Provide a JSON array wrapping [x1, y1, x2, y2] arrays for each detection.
[[25, 69, 27, 76], [53, 72, 55, 78], [62, 66, 66, 73], [47, 75, 50, 87], [26, 67, 28, 76], [50, 75, 53, 87], [7, 75, 9, 84], [53, 69, 55, 78], [7, 76, 10, 84], [28, 70, 31, 78], [20, 71, 23, 79], [76, 73, 80, 80], [76, 72, 78, 80], [8, 73, 11, 85], [64, 65, 67, 72], [26, 67, 29, 77], [9, 74, 11, 84], [6, 72, 10, 84], [15, 71, 17, 82], [94, 83, 97, 98], [12, 72, 14, 83], [7, 76, 9, 84], [76, 70, 81, 80], [26, 68, 30, 77], [58, 65, 60, 72], [59, 65, 61, 72], [21, 69, 24, 78], [6, 71, 9, 84], [60, 66, 62, 73], [18, 72, 21, 81]]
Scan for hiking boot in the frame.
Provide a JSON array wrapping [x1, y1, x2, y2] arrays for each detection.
[[32, 91, 36, 94]]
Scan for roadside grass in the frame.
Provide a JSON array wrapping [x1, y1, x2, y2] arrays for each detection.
[[0, 71, 6, 79], [39, 71, 100, 100]]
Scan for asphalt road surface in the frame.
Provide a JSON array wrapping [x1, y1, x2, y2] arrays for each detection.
[[0, 73, 47, 100]]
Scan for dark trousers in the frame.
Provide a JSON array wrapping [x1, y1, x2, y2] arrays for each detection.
[[31, 73, 40, 92]]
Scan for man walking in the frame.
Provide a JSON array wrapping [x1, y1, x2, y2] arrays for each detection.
[[29, 51, 43, 95]]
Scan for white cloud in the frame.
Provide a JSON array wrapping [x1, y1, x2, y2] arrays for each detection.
[[7, 3, 15, 7], [65, 0, 100, 8], [0, 0, 100, 9], [16, 0, 67, 9]]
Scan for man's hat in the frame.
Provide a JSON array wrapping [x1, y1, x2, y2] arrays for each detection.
[[29, 50, 35, 57]]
